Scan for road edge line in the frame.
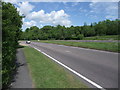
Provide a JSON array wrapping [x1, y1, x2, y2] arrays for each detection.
[[33, 46, 105, 90]]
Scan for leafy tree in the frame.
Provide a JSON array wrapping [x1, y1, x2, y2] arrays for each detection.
[[94, 21, 107, 36], [2, 2, 22, 88], [105, 19, 118, 35], [76, 34, 84, 40], [21, 19, 119, 40], [0, 1, 2, 88]]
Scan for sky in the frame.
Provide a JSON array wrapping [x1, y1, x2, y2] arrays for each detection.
[[3, 0, 118, 31]]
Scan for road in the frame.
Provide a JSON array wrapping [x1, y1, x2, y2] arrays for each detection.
[[21, 41, 118, 88]]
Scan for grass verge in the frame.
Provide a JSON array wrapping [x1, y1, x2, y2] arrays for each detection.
[[83, 35, 119, 40], [23, 46, 87, 88], [34, 40, 119, 53]]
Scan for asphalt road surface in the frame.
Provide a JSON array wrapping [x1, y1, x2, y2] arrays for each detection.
[[21, 41, 118, 88]]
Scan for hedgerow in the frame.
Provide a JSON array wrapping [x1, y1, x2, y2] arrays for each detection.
[[2, 2, 22, 88]]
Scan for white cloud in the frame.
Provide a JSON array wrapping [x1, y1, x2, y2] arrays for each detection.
[[79, 8, 87, 13], [24, 20, 36, 27], [23, 20, 36, 28], [89, 2, 118, 20], [88, 0, 116, 1], [3, 0, 119, 3], [3, 0, 18, 4], [26, 9, 71, 27], [17, 1, 34, 16], [22, 20, 45, 30], [3, 0, 71, 29], [105, 4, 118, 19], [20, 0, 120, 2], [3, 0, 34, 16]]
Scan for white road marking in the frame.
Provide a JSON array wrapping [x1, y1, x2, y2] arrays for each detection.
[[58, 45, 69, 47], [65, 50, 71, 53], [32, 46, 105, 90], [58, 45, 64, 46]]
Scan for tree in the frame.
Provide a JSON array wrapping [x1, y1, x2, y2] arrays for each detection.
[[94, 21, 107, 36], [2, 2, 22, 88], [105, 19, 118, 35], [20, 19, 119, 40]]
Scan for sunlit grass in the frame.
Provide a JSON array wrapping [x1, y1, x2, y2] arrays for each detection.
[[35, 40, 119, 53], [84, 35, 119, 40], [24, 47, 87, 88]]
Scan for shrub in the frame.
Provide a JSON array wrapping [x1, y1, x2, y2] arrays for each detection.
[[76, 34, 84, 40], [2, 2, 22, 88]]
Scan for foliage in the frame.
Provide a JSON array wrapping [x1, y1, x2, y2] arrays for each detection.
[[2, 2, 22, 88], [21, 19, 119, 40], [0, 1, 2, 89], [24, 47, 87, 88], [76, 34, 84, 40]]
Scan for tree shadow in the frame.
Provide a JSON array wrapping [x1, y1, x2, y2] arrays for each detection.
[[17, 45, 25, 49], [9, 61, 27, 88]]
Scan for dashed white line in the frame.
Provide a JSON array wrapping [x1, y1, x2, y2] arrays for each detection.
[[33, 46, 105, 90], [65, 50, 71, 53]]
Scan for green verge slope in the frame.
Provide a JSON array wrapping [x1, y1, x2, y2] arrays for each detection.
[[24, 46, 87, 88], [34, 40, 119, 53]]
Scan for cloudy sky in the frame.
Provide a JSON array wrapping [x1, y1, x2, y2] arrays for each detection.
[[4, 0, 118, 30]]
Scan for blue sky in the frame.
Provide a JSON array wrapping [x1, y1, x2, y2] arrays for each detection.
[[4, 0, 118, 30]]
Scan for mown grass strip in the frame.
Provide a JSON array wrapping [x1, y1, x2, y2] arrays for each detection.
[[23, 46, 87, 88], [34, 40, 119, 53], [84, 35, 119, 40]]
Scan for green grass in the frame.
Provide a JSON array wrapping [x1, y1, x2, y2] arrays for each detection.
[[23, 47, 87, 88], [83, 35, 119, 40], [34, 40, 119, 53]]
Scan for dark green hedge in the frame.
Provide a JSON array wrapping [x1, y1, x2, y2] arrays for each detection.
[[2, 2, 22, 88]]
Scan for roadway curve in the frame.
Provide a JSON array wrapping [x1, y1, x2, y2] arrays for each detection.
[[22, 41, 118, 88]]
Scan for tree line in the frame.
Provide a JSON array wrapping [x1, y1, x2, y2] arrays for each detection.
[[20, 19, 119, 40]]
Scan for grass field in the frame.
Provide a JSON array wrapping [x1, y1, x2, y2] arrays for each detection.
[[83, 35, 119, 40], [34, 40, 119, 53], [23, 46, 87, 88]]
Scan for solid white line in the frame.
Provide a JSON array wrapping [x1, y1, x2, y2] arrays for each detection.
[[33, 46, 105, 90]]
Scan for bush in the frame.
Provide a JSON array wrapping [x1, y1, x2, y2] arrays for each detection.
[[2, 2, 22, 88], [76, 34, 84, 40]]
